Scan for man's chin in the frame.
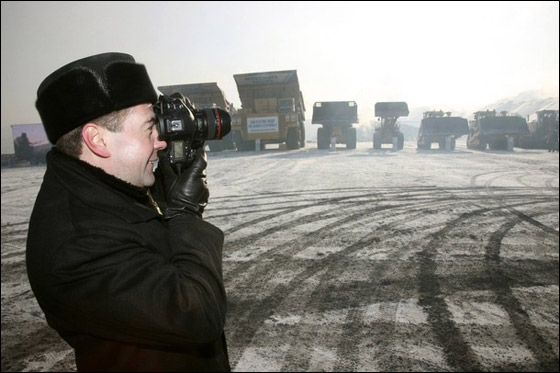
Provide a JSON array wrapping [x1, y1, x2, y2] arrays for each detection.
[[143, 176, 156, 188]]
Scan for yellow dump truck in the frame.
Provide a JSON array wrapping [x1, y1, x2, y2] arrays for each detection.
[[158, 83, 236, 151], [232, 70, 306, 151]]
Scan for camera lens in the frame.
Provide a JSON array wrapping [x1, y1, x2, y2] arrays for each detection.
[[199, 108, 231, 140]]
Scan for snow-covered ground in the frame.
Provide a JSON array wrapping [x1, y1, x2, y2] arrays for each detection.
[[2, 139, 559, 371]]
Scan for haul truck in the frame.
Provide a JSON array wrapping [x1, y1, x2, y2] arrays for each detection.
[[416, 110, 469, 150], [312, 101, 358, 149], [233, 70, 305, 151], [516, 110, 559, 149], [158, 83, 235, 151], [373, 102, 409, 150], [467, 110, 529, 151]]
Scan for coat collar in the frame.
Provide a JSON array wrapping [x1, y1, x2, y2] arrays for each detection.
[[46, 148, 161, 222]]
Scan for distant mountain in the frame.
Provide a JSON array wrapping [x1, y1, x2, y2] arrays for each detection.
[[405, 90, 558, 125], [478, 90, 559, 120]]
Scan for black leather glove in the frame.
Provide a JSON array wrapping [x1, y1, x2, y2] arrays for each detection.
[[158, 148, 209, 219]]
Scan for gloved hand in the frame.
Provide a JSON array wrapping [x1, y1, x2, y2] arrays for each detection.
[[158, 148, 209, 218]]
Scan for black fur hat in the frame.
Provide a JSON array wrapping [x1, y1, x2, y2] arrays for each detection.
[[36, 52, 158, 144]]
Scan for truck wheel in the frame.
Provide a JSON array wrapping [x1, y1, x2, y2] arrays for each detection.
[[479, 136, 488, 150], [233, 130, 254, 151], [208, 140, 223, 152], [346, 127, 357, 149], [286, 127, 300, 149], [299, 122, 306, 148], [489, 138, 507, 150], [397, 132, 404, 150], [318, 127, 330, 149], [373, 132, 381, 149], [417, 140, 430, 150], [222, 132, 236, 150]]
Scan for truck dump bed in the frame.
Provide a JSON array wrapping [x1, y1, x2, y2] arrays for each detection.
[[157, 83, 231, 110], [374, 102, 409, 118], [233, 70, 305, 118], [421, 117, 468, 136], [232, 70, 306, 150], [311, 101, 358, 124]]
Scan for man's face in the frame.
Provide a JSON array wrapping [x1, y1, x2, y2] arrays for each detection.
[[105, 104, 167, 187]]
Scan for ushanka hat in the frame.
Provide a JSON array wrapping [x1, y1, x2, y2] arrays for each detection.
[[36, 52, 158, 144]]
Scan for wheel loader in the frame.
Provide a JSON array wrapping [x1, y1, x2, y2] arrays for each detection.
[[467, 110, 529, 151], [373, 102, 409, 150], [417, 110, 468, 150], [515, 110, 559, 149]]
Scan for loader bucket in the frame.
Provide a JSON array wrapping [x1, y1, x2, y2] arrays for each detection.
[[375, 102, 409, 118], [480, 116, 529, 136], [312, 101, 358, 124], [421, 117, 469, 136]]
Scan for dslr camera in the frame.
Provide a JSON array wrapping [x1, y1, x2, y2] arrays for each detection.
[[154, 93, 231, 165]]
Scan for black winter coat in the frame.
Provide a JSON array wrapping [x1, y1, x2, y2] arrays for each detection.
[[26, 149, 230, 372]]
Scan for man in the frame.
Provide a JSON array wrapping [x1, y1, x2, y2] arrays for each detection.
[[26, 52, 230, 371], [14, 132, 33, 162]]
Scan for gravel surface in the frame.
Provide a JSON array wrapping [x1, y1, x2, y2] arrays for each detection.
[[2, 140, 558, 371]]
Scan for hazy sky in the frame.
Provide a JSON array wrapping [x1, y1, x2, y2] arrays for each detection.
[[2, 1, 559, 153]]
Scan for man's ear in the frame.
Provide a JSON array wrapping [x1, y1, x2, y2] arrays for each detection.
[[82, 123, 110, 158]]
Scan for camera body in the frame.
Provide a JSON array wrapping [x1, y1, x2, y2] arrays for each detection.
[[154, 94, 231, 165]]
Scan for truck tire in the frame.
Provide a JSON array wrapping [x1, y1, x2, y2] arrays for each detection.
[[346, 127, 357, 149], [318, 127, 330, 149], [234, 130, 255, 151], [207, 140, 224, 152], [397, 132, 404, 150], [417, 136, 431, 149], [479, 136, 488, 150], [373, 132, 382, 149], [489, 138, 507, 150], [286, 127, 300, 149], [468, 136, 487, 150], [233, 130, 244, 150], [299, 122, 306, 148], [222, 132, 236, 150]]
